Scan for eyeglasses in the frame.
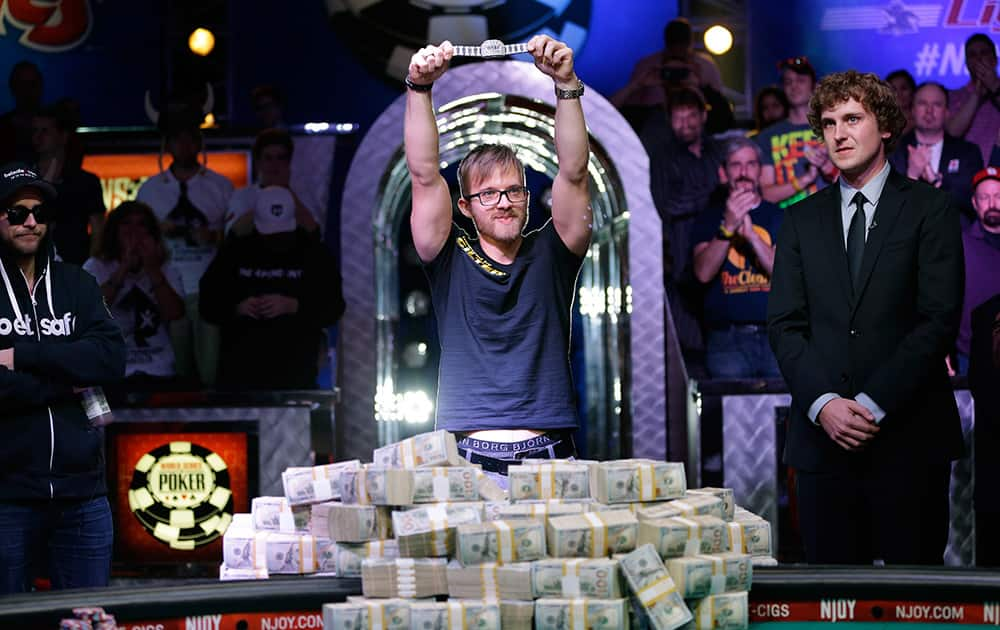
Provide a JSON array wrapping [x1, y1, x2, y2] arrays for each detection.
[[2, 204, 51, 225], [465, 185, 528, 206]]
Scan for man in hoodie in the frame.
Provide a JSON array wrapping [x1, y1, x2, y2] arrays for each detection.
[[0, 163, 126, 593]]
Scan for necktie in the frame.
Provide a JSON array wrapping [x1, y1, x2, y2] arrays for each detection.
[[847, 191, 867, 291]]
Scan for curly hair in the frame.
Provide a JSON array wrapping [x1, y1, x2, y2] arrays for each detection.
[[807, 70, 907, 153]]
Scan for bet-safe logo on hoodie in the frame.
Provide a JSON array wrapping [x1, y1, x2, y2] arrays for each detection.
[[0, 313, 76, 337]]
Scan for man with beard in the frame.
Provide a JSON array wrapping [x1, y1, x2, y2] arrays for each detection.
[[404, 36, 590, 487], [692, 137, 782, 378], [956, 167, 1000, 374], [890, 82, 982, 221]]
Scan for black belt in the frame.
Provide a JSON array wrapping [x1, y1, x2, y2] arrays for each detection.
[[458, 439, 577, 475], [710, 323, 767, 333]]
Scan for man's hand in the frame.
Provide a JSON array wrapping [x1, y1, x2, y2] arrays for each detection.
[[907, 144, 932, 180], [0, 348, 12, 370], [922, 162, 943, 187], [817, 397, 880, 451], [723, 190, 755, 232], [236, 297, 261, 319], [408, 41, 453, 87], [256, 294, 299, 319], [527, 34, 576, 85], [738, 213, 757, 241], [803, 144, 830, 170], [971, 57, 1000, 94]]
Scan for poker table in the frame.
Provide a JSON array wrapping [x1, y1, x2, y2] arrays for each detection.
[[3, 567, 1000, 630]]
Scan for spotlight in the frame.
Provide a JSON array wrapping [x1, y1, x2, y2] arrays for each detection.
[[402, 341, 429, 368], [704, 25, 733, 56], [189, 27, 216, 56]]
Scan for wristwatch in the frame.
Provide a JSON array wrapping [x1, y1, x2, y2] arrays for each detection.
[[452, 39, 528, 59], [555, 80, 585, 100], [718, 222, 736, 240]]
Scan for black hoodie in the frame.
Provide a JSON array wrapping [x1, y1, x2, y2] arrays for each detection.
[[0, 232, 126, 501]]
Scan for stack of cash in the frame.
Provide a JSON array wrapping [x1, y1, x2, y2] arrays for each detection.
[[726, 513, 773, 558], [446, 560, 533, 600], [688, 591, 749, 630], [361, 557, 448, 598], [333, 539, 399, 577], [665, 552, 752, 599], [219, 563, 268, 581], [500, 600, 535, 630], [483, 500, 508, 522], [477, 469, 508, 501], [591, 460, 687, 504], [509, 463, 591, 501], [637, 495, 726, 522], [265, 532, 316, 574], [619, 544, 693, 630], [530, 558, 624, 599], [373, 430, 461, 468], [314, 538, 337, 575], [281, 460, 362, 506], [323, 599, 411, 630], [534, 598, 629, 629], [498, 499, 595, 520], [455, 519, 547, 565], [688, 488, 735, 521], [408, 601, 502, 629], [547, 510, 639, 557], [222, 525, 268, 571], [310, 502, 393, 542], [250, 496, 291, 532], [638, 515, 729, 559], [392, 503, 483, 557], [338, 467, 415, 505]]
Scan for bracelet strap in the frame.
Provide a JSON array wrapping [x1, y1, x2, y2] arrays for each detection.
[[404, 76, 433, 92], [718, 222, 735, 240]]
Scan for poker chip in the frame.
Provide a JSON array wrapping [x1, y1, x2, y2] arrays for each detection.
[[128, 441, 234, 549], [327, 0, 592, 80]]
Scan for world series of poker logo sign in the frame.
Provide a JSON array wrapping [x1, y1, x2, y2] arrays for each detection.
[[128, 441, 234, 550], [327, 0, 592, 81]]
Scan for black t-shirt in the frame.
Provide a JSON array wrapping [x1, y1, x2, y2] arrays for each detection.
[[690, 200, 783, 328], [424, 221, 584, 432], [49, 167, 106, 265]]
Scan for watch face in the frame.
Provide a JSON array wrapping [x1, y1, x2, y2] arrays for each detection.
[[326, 0, 592, 80]]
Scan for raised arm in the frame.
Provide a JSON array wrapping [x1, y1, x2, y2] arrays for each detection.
[[528, 35, 592, 256], [406, 42, 456, 263]]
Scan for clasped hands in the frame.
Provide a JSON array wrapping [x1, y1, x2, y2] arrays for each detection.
[[818, 397, 879, 452]]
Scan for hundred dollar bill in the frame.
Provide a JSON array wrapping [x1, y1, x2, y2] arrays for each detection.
[[281, 460, 362, 506], [361, 557, 449, 599], [339, 467, 414, 505], [455, 519, 546, 565], [592, 460, 687, 504], [219, 562, 268, 581], [509, 463, 591, 501], [413, 466, 481, 503], [393, 502, 483, 557], [409, 600, 502, 629], [547, 510, 638, 558], [725, 519, 772, 557], [483, 500, 509, 522], [501, 600, 535, 630], [222, 527, 268, 570], [531, 558, 624, 599], [689, 591, 749, 630], [322, 599, 411, 630], [265, 533, 316, 574], [534, 598, 628, 630], [334, 539, 399, 577], [446, 560, 533, 600], [637, 495, 725, 522], [477, 469, 508, 501], [250, 496, 290, 531], [498, 499, 594, 520], [619, 544, 693, 630], [687, 488, 735, 521], [638, 515, 729, 559], [312, 503, 393, 542], [373, 430, 461, 468]]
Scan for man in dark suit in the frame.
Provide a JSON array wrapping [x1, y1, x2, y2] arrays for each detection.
[[768, 71, 965, 565], [889, 81, 983, 221]]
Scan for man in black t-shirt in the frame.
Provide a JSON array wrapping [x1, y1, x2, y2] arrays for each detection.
[[404, 36, 592, 486], [692, 136, 782, 378]]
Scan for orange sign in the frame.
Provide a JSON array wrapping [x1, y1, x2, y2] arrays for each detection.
[[82, 152, 250, 211]]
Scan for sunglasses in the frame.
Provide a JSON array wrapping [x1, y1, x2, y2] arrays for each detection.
[[2, 203, 51, 225]]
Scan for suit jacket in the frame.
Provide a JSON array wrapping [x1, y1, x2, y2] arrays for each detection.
[[889, 131, 982, 218], [767, 168, 965, 473], [971, 293, 1000, 511]]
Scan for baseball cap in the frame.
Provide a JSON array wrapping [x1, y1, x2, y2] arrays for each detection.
[[0, 162, 57, 204], [777, 56, 817, 82], [254, 186, 296, 235], [972, 166, 1000, 189]]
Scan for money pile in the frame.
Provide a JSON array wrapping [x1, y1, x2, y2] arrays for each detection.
[[689, 488, 735, 521], [547, 510, 639, 557], [500, 600, 535, 630], [361, 558, 448, 598], [455, 519, 547, 565], [477, 469, 508, 501], [530, 558, 624, 599], [310, 502, 393, 542], [637, 495, 726, 522], [250, 496, 291, 532], [638, 515, 729, 559], [619, 544, 693, 630], [409, 600, 502, 629], [266, 532, 316, 574], [323, 599, 411, 630], [728, 511, 773, 558], [688, 591, 749, 630], [333, 539, 399, 577], [591, 460, 687, 504], [498, 499, 595, 520], [393, 503, 483, 557], [534, 598, 629, 630], [281, 460, 362, 506], [222, 525, 268, 571], [446, 560, 533, 600], [373, 430, 461, 468], [665, 552, 752, 599], [509, 463, 591, 501]]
